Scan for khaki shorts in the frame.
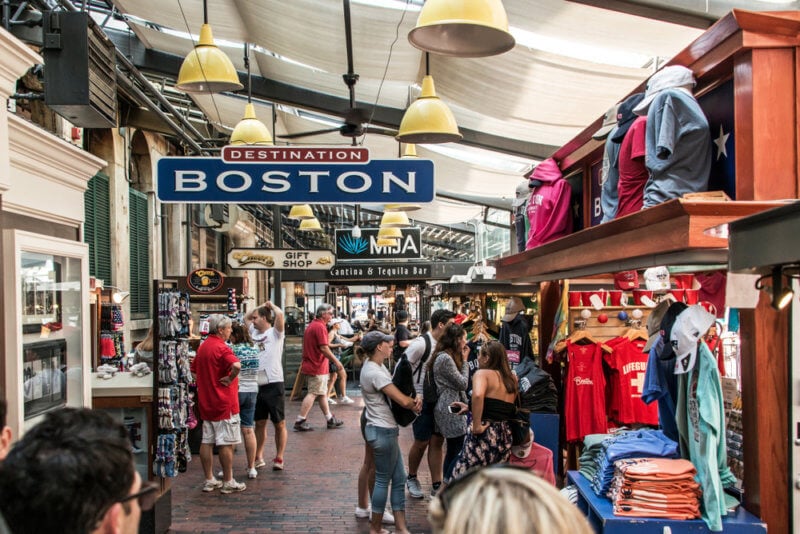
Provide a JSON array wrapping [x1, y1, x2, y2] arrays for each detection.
[[307, 374, 329, 396], [201, 414, 241, 446]]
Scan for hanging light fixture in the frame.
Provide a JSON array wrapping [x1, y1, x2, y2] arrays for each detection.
[[298, 218, 323, 232], [756, 266, 794, 311], [288, 204, 314, 220], [386, 145, 423, 212], [377, 226, 403, 240], [351, 205, 362, 238], [230, 43, 273, 145], [380, 211, 411, 228], [396, 54, 461, 144], [176, 0, 243, 93], [408, 0, 515, 58]]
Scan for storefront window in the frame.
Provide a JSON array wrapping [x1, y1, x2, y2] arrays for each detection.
[[20, 251, 83, 420]]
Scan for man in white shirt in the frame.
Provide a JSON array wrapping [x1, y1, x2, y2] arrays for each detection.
[[404, 309, 455, 498], [245, 302, 287, 471]]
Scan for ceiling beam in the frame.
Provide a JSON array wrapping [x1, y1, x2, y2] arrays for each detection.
[[565, 0, 715, 30], [105, 28, 558, 160]]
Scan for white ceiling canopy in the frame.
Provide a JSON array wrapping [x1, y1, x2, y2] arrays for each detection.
[[108, 0, 709, 227]]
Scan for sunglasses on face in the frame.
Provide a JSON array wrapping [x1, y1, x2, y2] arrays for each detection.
[[118, 481, 159, 511]]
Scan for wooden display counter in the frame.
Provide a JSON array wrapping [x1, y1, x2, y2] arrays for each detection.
[[568, 471, 766, 533]]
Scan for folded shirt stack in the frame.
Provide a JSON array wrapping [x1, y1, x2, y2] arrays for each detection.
[[590, 429, 680, 496], [610, 457, 701, 520]]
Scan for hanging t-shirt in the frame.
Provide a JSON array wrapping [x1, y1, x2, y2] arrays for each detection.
[[600, 126, 622, 222], [643, 89, 711, 208], [604, 338, 659, 426], [642, 337, 679, 442], [615, 116, 649, 218], [565, 340, 607, 442], [675, 343, 736, 532]]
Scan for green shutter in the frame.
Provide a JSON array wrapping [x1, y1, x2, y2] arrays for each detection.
[[84, 174, 111, 283], [129, 188, 151, 319]]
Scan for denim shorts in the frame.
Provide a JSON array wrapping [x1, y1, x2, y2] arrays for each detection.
[[238, 391, 257, 428]]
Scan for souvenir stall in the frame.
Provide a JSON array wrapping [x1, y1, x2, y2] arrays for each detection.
[[495, 10, 799, 533]]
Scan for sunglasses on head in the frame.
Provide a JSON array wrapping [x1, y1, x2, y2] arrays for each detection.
[[118, 481, 159, 511], [437, 463, 531, 513]]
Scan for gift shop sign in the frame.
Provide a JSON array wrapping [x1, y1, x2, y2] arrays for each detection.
[[156, 149, 434, 204], [187, 268, 224, 294], [335, 228, 422, 261], [227, 248, 334, 271]]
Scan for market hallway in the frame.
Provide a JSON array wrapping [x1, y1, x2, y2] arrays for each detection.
[[169, 388, 434, 533]]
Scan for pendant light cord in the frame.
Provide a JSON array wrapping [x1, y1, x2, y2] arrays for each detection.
[[425, 51, 430, 76], [203, 0, 208, 24], [244, 43, 252, 103]]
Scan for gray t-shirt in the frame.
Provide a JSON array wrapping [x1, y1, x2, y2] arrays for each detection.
[[643, 89, 711, 208], [600, 126, 621, 222], [359, 360, 397, 429]]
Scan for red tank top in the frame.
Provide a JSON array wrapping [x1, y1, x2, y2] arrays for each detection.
[[565, 340, 608, 442]]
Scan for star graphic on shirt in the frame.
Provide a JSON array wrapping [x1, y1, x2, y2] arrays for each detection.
[[713, 124, 730, 161]]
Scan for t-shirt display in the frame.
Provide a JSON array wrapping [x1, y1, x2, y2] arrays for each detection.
[[603, 337, 659, 426], [525, 158, 573, 249], [615, 116, 649, 218], [599, 125, 622, 223], [565, 340, 607, 442]]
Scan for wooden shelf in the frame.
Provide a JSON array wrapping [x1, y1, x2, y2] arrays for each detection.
[[494, 199, 784, 283]]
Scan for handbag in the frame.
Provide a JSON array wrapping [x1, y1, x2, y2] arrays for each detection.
[[509, 394, 531, 446]]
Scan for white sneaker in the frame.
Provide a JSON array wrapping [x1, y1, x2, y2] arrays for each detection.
[[356, 506, 395, 525], [202, 478, 223, 492], [354, 506, 370, 519], [220, 479, 246, 494], [338, 396, 355, 404], [247, 468, 258, 479], [381, 510, 395, 525], [328, 397, 337, 405]]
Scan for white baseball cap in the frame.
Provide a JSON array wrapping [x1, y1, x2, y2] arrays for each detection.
[[633, 65, 696, 116], [670, 305, 716, 375], [644, 266, 671, 291]]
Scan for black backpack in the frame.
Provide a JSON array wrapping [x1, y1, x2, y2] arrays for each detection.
[[412, 334, 432, 385], [387, 355, 417, 426], [422, 354, 439, 405]]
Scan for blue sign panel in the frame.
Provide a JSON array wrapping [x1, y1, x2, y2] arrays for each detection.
[[156, 157, 434, 204]]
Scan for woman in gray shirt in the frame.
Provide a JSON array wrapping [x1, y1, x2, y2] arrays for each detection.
[[426, 323, 469, 484], [359, 331, 421, 534]]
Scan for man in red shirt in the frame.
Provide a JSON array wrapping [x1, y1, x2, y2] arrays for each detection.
[[191, 314, 245, 494], [294, 303, 345, 431]]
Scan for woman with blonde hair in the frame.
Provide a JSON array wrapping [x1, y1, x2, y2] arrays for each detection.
[[449, 340, 517, 478], [429, 465, 592, 534]]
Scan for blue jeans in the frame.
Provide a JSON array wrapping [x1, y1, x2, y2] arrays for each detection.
[[365, 424, 406, 513]]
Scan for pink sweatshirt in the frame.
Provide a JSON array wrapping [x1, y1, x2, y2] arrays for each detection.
[[526, 158, 573, 250]]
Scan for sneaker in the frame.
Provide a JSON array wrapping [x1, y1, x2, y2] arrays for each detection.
[[272, 458, 284, 471], [326, 415, 344, 429], [354, 506, 370, 519], [254, 459, 267, 469], [202, 478, 223, 492], [220, 479, 246, 494], [216, 470, 223, 479], [355, 507, 394, 525], [294, 420, 314, 432], [406, 477, 424, 499], [338, 395, 355, 404], [381, 510, 396, 525], [328, 397, 338, 405], [431, 483, 442, 497], [247, 468, 258, 479]]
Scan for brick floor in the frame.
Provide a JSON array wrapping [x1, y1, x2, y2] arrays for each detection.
[[168, 386, 435, 534]]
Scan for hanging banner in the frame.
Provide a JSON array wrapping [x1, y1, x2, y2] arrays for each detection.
[[335, 228, 422, 261], [156, 157, 434, 204], [227, 248, 334, 270]]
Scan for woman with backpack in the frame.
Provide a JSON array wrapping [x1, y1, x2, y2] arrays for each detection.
[[358, 331, 422, 534], [448, 340, 518, 479], [426, 323, 470, 486]]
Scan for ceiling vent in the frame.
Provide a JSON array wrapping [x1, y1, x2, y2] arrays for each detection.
[[43, 11, 117, 128]]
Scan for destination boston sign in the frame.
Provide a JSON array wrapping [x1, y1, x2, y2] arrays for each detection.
[[227, 248, 334, 271], [156, 147, 434, 204]]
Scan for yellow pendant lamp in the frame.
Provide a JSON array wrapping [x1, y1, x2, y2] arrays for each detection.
[[386, 144, 423, 212], [298, 218, 323, 232], [230, 44, 273, 145], [288, 204, 314, 220], [408, 0, 515, 58], [396, 55, 462, 145], [380, 211, 411, 228], [176, 1, 243, 93], [377, 226, 403, 240], [375, 237, 400, 248]]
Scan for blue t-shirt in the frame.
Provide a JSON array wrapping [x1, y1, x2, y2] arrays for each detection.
[[641, 337, 679, 442], [643, 89, 711, 208], [600, 126, 622, 222]]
